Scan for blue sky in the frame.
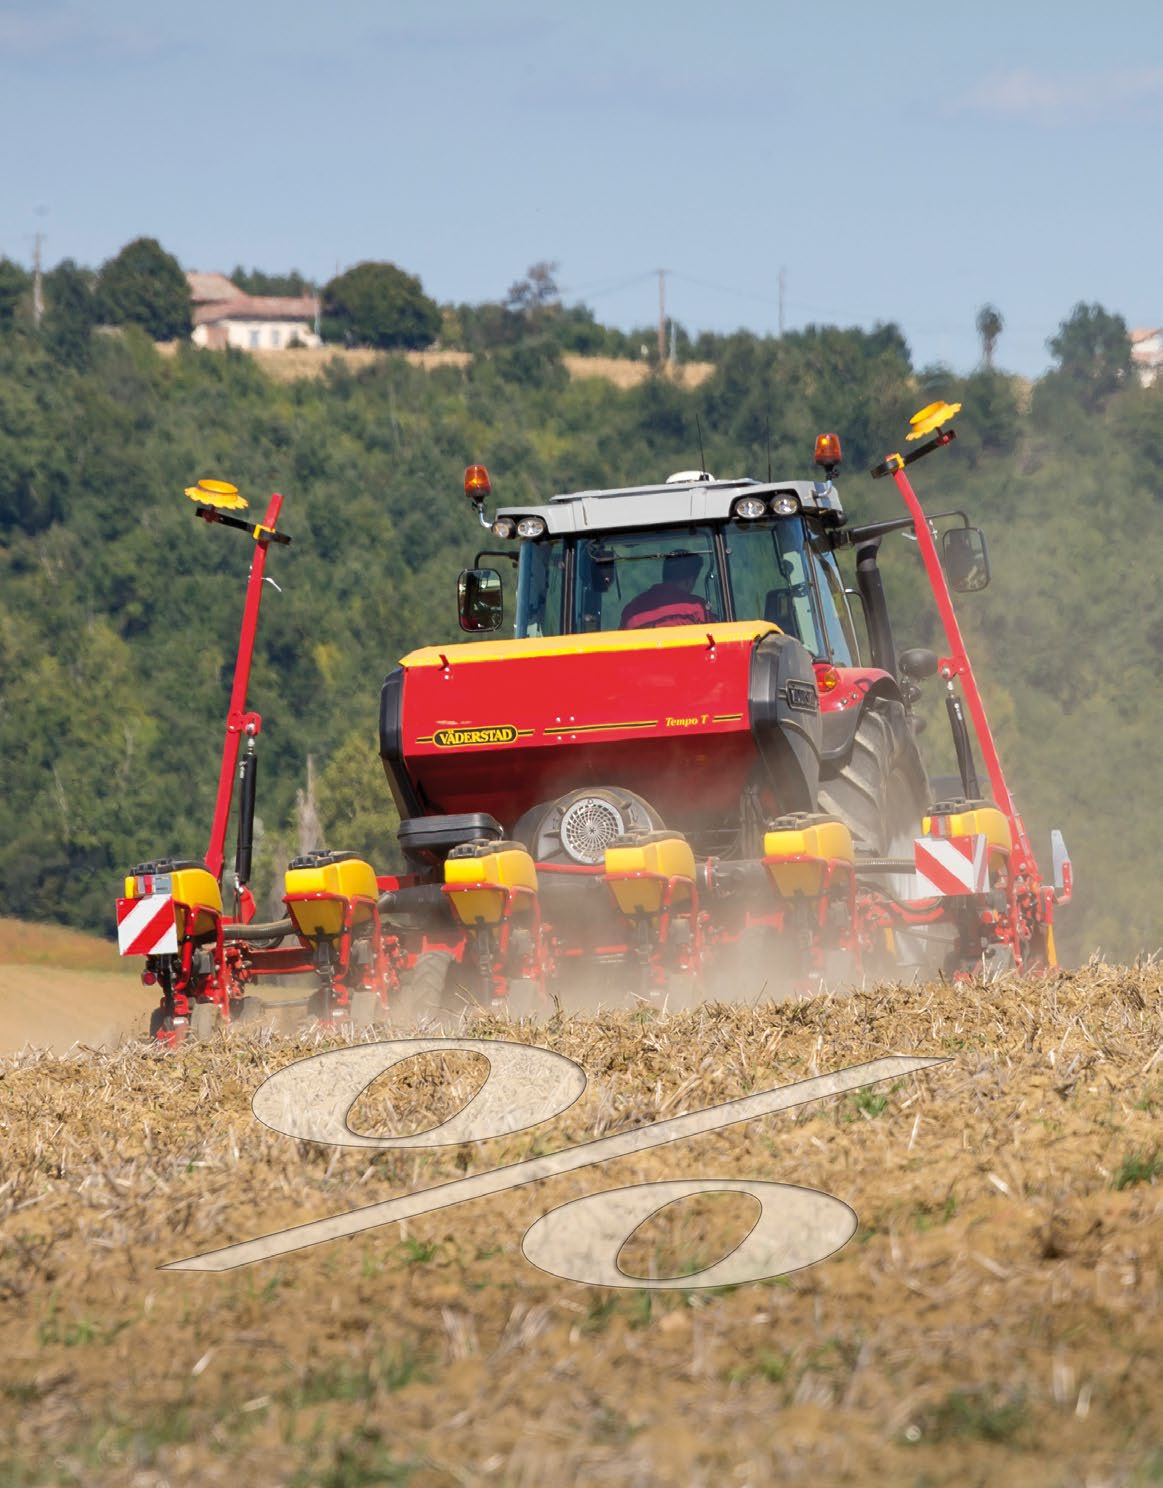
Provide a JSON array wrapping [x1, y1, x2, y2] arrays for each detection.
[[1, 0, 1159, 376]]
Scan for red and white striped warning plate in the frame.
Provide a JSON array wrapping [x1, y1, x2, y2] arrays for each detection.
[[116, 894, 179, 956], [913, 833, 990, 897]]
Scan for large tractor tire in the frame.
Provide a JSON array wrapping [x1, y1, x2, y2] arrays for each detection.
[[392, 951, 460, 1028], [817, 697, 929, 858], [512, 786, 664, 867], [818, 697, 935, 972]]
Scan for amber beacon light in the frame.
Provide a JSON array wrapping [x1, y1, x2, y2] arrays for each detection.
[[814, 433, 842, 474], [464, 464, 492, 502]]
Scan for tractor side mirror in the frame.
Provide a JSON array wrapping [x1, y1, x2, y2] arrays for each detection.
[[942, 527, 991, 593], [897, 646, 937, 719], [899, 647, 938, 680], [457, 568, 503, 632]]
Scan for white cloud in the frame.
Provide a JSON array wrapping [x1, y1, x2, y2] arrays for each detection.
[[961, 65, 1163, 123], [0, 3, 165, 62]]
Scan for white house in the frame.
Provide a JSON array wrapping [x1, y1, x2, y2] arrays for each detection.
[[187, 272, 322, 351], [1131, 327, 1163, 387]]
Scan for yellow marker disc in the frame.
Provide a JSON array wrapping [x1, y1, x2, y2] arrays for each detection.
[[906, 401, 962, 441], [184, 478, 248, 510]]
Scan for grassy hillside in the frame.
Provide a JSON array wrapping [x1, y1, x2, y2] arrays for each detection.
[[0, 917, 125, 973], [1, 316, 1161, 961]]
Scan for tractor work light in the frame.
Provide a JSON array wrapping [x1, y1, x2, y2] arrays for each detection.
[[770, 493, 800, 516], [491, 518, 516, 539], [464, 464, 492, 502], [516, 516, 547, 538], [732, 495, 768, 520], [814, 433, 842, 471]]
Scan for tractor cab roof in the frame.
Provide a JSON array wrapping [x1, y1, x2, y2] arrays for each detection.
[[495, 475, 846, 537]]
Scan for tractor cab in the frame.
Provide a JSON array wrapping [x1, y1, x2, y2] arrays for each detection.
[[459, 466, 860, 670]]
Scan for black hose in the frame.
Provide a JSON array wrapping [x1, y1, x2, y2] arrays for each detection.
[[946, 694, 981, 799], [235, 746, 257, 889], [223, 917, 294, 943]]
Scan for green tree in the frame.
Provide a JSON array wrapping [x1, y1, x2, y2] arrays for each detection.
[[230, 266, 316, 297], [43, 259, 98, 367], [315, 731, 401, 870], [97, 237, 192, 341], [321, 261, 440, 349], [449, 300, 524, 350], [0, 286, 1161, 966], [505, 261, 561, 316], [0, 257, 30, 327], [491, 338, 568, 390], [975, 304, 1004, 369], [962, 369, 1021, 459], [0, 614, 165, 928], [0, 347, 71, 533], [1045, 302, 1132, 409]]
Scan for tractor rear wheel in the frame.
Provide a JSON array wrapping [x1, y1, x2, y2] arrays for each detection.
[[818, 697, 936, 971], [817, 697, 928, 858]]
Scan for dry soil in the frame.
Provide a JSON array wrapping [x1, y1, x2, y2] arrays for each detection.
[[1, 956, 1159, 1487]]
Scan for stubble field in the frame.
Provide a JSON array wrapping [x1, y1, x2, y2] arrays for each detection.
[[1, 954, 1160, 1487]]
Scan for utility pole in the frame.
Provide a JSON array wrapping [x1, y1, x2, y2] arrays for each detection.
[[657, 268, 667, 364], [32, 231, 45, 330], [778, 265, 786, 338]]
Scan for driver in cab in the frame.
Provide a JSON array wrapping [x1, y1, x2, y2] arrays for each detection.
[[620, 552, 710, 629]]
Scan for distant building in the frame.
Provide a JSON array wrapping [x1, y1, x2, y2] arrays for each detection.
[[187, 272, 321, 351], [1131, 327, 1163, 387]]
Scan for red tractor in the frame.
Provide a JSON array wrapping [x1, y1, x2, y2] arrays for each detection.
[[119, 406, 1071, 1037], [376, 401, 1070, 1018]]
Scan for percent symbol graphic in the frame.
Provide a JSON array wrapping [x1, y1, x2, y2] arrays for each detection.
[[165, 1040, 943, 1288]]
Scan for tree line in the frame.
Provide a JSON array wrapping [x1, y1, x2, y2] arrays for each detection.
[[0, 242, 710, 360], [0, 246, 1156, 963]]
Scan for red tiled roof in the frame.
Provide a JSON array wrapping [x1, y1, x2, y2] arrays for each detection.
[[187, 272, 243, 303], [193, 295, 319, 325]]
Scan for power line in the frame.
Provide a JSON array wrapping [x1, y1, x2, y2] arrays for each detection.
[[669, 271, 775, 306], [563, 264, 1059, 349], [560, 269, 655, 302]]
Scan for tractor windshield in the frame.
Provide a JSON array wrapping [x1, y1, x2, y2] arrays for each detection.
[[574, 526, 724, 633], [516, 525, 726, 637], [513, 517, 856, 661]]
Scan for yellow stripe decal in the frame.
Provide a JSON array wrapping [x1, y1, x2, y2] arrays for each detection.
[[418, 718, 741, 742], [399, 620, 778, 669], [543, 720, 658, 736]]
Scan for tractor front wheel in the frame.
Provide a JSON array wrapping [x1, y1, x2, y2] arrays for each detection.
[[392, 951, 459, 1028]]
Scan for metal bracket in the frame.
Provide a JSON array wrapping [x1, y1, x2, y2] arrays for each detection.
[[227, 710, 263, 737]]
